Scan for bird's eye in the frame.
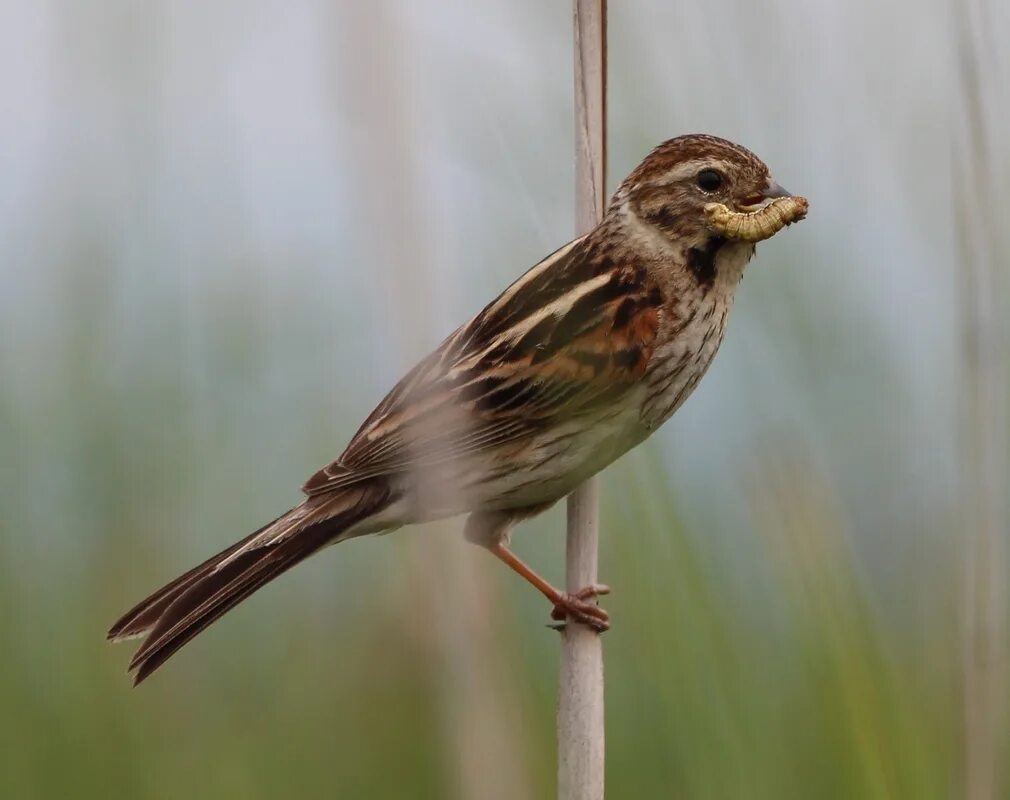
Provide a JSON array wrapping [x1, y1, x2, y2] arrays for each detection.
[[696, 169, 723, 192]]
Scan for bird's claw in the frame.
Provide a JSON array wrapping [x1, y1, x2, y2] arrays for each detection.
[[549, 584, 610, 632]]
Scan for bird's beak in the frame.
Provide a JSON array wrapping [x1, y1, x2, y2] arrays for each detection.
[[736, 179, 791, 212], [763, 180, 790, 200]]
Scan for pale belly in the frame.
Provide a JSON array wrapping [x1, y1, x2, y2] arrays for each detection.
[[366, 394, 650, 524], [476, 396, 652, 510]]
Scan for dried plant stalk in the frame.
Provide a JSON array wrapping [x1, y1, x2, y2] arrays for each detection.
[[704, 196, 809, 242], [560, 3, 606, 800]]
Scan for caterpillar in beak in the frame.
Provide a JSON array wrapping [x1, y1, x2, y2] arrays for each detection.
[[704, 196, 809, 243]]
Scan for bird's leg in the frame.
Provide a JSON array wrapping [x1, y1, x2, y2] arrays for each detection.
[[490, 542, 611, 631], [465, 511, 610, 632]]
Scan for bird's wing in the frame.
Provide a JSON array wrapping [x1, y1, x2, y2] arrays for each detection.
[[303, 236, 664, 496]]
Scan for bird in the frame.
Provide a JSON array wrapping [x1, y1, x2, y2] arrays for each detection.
[[108, 134, 807, 684]]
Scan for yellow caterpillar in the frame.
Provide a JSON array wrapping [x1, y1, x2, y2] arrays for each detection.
[[704, 196, 809, 242]]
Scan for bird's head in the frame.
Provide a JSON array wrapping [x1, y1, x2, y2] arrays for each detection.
[[612, 134, 795, 284]]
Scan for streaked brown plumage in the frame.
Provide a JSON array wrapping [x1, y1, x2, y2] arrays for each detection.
[[109, 134, 807, 684]]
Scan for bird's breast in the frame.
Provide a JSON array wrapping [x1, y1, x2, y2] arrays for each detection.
[[639, 285, 737, 430]]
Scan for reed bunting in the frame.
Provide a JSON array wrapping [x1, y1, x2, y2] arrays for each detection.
[[109, 134, 807, 683]]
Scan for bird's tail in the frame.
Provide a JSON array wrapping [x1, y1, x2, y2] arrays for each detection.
[[107, 482, 393, 685]]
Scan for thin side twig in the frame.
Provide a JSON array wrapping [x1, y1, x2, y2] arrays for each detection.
[[559, 3, 607, 800]]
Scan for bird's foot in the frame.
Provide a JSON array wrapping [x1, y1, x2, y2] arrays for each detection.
[[549, 584, 610, 632]]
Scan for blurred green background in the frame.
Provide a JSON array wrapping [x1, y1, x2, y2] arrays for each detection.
[[1, 1, 1008, 798]]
